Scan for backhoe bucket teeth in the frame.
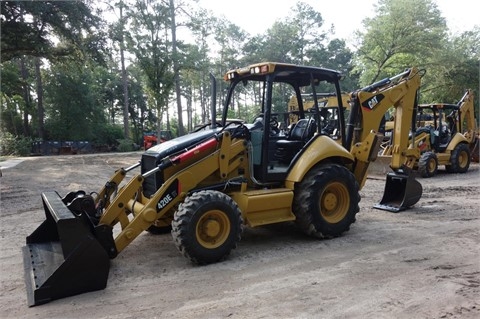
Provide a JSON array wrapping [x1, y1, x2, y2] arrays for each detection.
[[373, 172, 422, 212], [22, 191, 110, 306]]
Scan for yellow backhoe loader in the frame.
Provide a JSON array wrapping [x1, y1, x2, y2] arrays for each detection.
[[380, 89, 478, 177], [22, 63, 424, 306]]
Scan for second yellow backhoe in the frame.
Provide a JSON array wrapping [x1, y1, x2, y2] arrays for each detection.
[[380, 89, 478, 177]]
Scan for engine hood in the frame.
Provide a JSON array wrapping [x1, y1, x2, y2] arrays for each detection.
[[143, 128, 221, 160]]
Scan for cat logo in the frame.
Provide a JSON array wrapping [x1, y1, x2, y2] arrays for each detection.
[[362, 94, 385, 110]]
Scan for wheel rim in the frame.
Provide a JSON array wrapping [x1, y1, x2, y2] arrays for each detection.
[[427, 157, 436, 173], [319, 182, 350, 223], [458, 150, 468, 168], [196, 210, 230, 249]]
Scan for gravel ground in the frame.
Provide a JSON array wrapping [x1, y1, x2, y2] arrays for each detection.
[[1, 153, 479, 319]]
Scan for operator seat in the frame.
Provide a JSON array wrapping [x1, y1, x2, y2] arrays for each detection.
[[446, 115, 456, 134], [274, 118, 315, 164]]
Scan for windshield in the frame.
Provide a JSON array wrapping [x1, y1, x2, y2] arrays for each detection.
[[223, 74, 341, 138]]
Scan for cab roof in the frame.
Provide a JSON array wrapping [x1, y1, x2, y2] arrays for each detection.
[[224, 62, 343, 86], [418, 103, 459, 110]]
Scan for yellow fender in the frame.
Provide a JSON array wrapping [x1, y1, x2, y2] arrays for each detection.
[[286, 135, 354, 188], [447, 133, 469, 151]]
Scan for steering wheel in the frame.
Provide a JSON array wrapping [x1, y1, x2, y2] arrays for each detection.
[[269, 118, 280, 136], [228, 121, 250, 139], [251, 113, 280, 136]]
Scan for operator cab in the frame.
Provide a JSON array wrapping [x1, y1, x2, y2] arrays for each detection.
[[223, 63, 345, 184], [417, 103, 459, 152]]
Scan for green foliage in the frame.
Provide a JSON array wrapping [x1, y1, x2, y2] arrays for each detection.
[[1, 93, 24, 135], [1, 1, 101, 61], [127, 0, 174, 129], [0, 132, 33, 156], [420, 27, 480, 104], [0, 61, 23, 95], [309, 39, 358, 92], [116, 139, 136, 152], [355, 0, 448, 84], [43, 61, 109, 141], [1, 0, 477, 152], [93, 124, 124, 146]]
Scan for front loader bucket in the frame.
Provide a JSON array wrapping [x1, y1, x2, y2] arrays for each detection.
[[373, 171, 422, 212], [22, 191, 110, 306]]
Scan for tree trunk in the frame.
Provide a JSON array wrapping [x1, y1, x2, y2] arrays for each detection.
[[157, 105, 164, 141], [120, 5, 130, 139], [19, 57, 31, 137], [201, 74, 206, 124], [166, 107, 170, 133], [186, 85, 192, 131], [169, 0, 184, 136], [35, 57, 45, 140]]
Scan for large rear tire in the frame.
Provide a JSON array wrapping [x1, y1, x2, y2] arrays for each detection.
[[293, 164, 360, 238], [418, 151, 438, 178], [446, 143, 470, 173], [171, 190, 243, 264]]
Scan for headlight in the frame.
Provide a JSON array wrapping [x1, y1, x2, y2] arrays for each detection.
[[250, 65, 269, 74]]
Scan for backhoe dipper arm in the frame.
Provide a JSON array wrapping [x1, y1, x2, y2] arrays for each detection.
[[348, 67, 424, 212], [350, 68, 422, 171], [457, 89, 477, 144]]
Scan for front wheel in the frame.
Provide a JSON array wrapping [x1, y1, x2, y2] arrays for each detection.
[[418, 151, 438, 178], [293, 164, 360, 238], [171, 190, 243, 264]]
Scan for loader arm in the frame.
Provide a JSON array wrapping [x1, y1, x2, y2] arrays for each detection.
[[22, 130, 247, 306], [98, 131, 247, 254], [94, 162, 141, 210]]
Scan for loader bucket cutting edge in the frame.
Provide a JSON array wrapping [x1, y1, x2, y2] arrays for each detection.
[[373, 172, 422, 212], [22, 191, 110, 306]]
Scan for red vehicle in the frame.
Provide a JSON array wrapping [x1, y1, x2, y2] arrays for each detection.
[[143, 131, 173, 150]]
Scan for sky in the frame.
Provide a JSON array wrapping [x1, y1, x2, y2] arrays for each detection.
[[198, 0, 478, 44]]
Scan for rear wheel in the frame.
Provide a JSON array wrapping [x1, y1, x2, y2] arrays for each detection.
[[418, 151, 438, 178], [446, 143, 470, 173], [171, 190, 243, 264], [293, 164, 360, 238]]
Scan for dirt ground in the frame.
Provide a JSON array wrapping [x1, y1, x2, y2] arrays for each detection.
[[0, 152, 479, 319]]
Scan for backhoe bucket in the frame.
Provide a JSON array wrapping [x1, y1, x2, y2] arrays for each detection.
[[373, 171, 422, 212], [22, 191, 110, 306]]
